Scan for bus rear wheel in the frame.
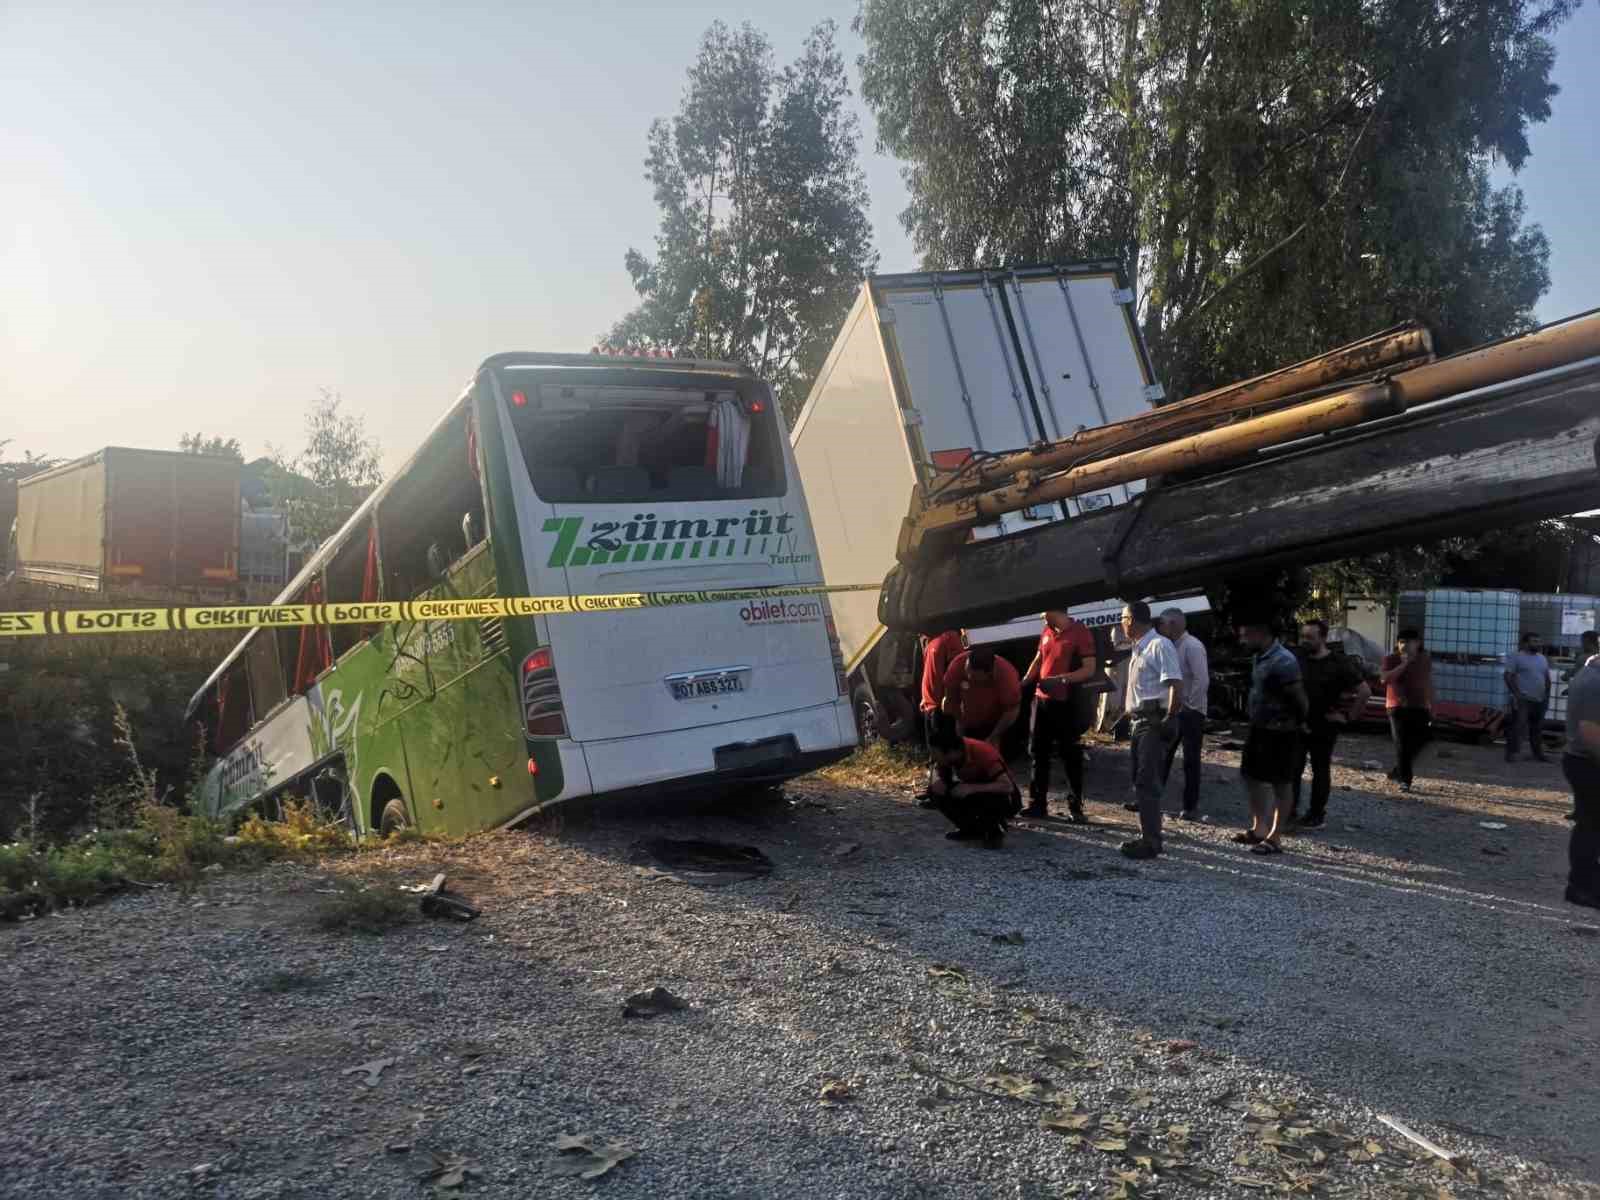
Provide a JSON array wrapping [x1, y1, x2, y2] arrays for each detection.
[[851, 684, 880, 744], [379, 798, 411, 837]]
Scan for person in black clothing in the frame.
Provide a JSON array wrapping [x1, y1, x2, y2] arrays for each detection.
[[1291, 620, 1371, 828], [1020, 610, 1097, 822]]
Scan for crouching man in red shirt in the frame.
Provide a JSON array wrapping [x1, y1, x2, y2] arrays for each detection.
[[927, 712, 1021, 849]]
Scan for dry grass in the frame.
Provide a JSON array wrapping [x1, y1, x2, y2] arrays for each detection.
[[815, 741, 925, 790]]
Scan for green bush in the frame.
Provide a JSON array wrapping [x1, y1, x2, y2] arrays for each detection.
[[0, 842, 45, 893], [0, 579, 236, 842], [236, 797, 353, 856]]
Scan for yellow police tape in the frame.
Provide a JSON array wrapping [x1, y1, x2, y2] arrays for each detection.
[[0, 582, 885, 638]]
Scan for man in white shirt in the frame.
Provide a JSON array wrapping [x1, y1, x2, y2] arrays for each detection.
[[1159, 608, 1210, 820], [1121, 601, 1183, 860], [1504, 632, 1550, 763]]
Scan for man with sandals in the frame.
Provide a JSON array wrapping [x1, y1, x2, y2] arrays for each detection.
[[1235, 616, 1311, 856]]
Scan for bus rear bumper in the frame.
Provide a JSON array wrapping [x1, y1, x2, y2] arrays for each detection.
[[580, 697, 857, 795]]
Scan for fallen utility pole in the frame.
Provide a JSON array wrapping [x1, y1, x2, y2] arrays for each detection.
[[899, 381, 1403, 561], [921, 321, 1433, 496], [879, 355, 1600, 634]]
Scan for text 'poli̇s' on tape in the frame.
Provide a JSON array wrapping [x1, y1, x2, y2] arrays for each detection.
[[0, 583, 884, 637]]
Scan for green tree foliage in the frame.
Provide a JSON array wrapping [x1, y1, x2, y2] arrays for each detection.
[[1299, 522, 1598, 621], [0, 439, 60, 483], [608, 20, 878, 422], [1299, 544, 1472, 621], [178, 433, 244, 461], [856, 0, 1570, 398], [266, 390, 382, 550]]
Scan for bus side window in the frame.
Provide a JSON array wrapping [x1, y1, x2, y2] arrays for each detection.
[[378, 411, 486, 599], [194, 684, 220, 760], [215, 664, 254, 756], [245, 630, 286, 720], [279, 580, 331, 695], [325, 520, 378, 659]]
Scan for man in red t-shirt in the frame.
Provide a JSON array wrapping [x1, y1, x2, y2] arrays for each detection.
[[1020, 611, 1097, 822], [927, 713, 1019, 846], [920, 629, 966, 717], [1380, 627, 1434, 792], [941, 645, 1023, 748], [914, 630, 967, 806]]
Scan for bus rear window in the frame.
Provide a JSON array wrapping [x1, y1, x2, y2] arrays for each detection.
[[503, 373, 785, 504]]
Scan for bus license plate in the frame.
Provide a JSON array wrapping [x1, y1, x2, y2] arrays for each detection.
[[669, 672, 746, 701]]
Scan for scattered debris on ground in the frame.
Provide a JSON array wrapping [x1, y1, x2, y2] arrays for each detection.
[[630, 837, 773, 885], [408, 872, 482, 921], [621, 986, 689, 1019]]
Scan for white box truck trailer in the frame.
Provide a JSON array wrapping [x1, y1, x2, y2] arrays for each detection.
[[791, 260, 1209, 743]]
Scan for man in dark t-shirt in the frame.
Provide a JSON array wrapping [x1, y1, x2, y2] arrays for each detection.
[[1291, 619, 1371, 828], [1561, 661, 1600, 910]]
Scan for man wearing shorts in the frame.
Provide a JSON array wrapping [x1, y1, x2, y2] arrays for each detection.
[[1235, 617, 1309, 856]]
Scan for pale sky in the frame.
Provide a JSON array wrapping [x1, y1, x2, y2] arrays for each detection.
[[4, 2, 1597, 473]]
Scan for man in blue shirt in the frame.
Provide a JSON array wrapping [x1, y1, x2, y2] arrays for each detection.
[[1234, 616, 1309, 856], [1503, 632, 1550, 763]]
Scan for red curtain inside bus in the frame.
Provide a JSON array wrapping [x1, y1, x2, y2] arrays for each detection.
[[293, 579, 331, 693]]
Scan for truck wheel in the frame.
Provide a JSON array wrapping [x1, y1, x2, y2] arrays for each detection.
[[379, 799, 411, 837], [851, 684, 880, 744]]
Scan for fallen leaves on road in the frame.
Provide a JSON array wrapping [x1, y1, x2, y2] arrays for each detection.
[[1034, 1041, 1104, 1072], [1040, 1111, 1092, 1134], [341, 1056, 397, 1088], [419, 1151, 483, 1193], [819, 1078, 856, 1107], [979, 1071, 1066, 1105], [553, 1133, 635, 1181]]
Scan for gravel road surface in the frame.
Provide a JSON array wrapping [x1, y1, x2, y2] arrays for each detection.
[[3, 730, 1597, 1199]]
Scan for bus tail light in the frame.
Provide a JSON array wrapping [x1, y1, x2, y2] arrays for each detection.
[[821, 599, 847, 696], [522, 647, 567, 737]]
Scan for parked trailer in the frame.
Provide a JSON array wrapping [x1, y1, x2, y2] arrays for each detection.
[[13, 448, 240, 593], [1, 480, 16, 575], [791, 261, 1206, 742]]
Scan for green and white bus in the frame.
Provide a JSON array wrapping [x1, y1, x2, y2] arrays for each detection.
[[185, 351, 857, 836]]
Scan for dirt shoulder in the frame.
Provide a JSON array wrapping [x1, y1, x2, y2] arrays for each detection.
[[2, 730, 1595, 1199]]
